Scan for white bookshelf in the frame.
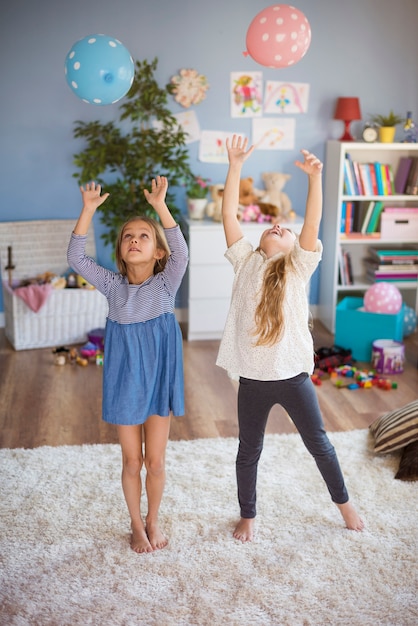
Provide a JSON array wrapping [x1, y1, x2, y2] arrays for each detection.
[[318, 140, 418, 333]]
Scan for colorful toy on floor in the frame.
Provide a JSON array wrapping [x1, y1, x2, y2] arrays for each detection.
[[329, 365, 398, 390], [52, 343, 103, 366], [314, 345, 353, 371], [80, 341, 99, 358]]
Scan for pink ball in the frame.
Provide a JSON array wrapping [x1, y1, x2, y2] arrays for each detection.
[[245, 4, 311, 69], [364, 282, 402, 314]]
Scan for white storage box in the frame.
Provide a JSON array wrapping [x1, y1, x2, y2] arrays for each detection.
[[380, 211, 418, 241], [0, 220, 108, 350]]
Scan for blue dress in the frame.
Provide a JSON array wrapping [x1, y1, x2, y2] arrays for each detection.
[[67, 226, 189, 425]]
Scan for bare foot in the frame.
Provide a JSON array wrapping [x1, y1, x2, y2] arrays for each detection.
[[233, 517, 255, 542], [337, 501, 364, 532], [130, 521, 153, 553], [146, 521, 168, 550]]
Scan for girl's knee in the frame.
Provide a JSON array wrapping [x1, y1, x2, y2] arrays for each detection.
[[123, 455, 143, 477], [144, 455, 165, 477]]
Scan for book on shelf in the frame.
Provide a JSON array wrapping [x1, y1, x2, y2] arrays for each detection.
[[364, 258, 418, 270], [338, 249, 353, 285], [373, 274, 418, 282], [352, 160, 364, 195], [361, 201, 377, 234], [345, 201, 354, 234], [369, 164, 379, 195], [358, 163, 373, 196], [340, 201, 347, 233], [338, 247, 346, 286], [344, 251, 354, 285], [365, 201, 385, 234], [343, 157, 356, 195], [367, 245, 418, 263], [405, 157, 418, 195], [394, 157, 413, 194], [345, 154, 361, 195], [373, 162, 384, 195], [384, 164, 395, 195], [342, 159, 397, 197], [352, 200, 369, 232], [363, 258, 418, 273]]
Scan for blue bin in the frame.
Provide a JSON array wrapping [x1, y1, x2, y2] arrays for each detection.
[[335, 297, 404, 362]]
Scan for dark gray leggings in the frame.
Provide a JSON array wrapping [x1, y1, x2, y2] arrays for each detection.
[[237, 373, 349, 519]]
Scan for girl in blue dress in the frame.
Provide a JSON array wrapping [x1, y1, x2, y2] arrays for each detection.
[[67, 176, 188, 553]]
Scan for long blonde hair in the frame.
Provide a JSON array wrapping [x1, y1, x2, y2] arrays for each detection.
[[115, 216, 171, 276], [253, 252, 295, 346]]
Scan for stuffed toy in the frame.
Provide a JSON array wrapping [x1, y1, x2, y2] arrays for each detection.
[[206, 184, 224, 222], [240, 204, 271, 223], [261, 172, 295, 221], [239, 177, 263, 207], [238, 177, 279, 220]]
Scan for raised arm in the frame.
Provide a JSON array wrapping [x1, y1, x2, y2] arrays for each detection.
[[222, 135, 255, 248], [143, 176, 176, 229], [294, 149, 323, 252], [73, 182, 110, 235]]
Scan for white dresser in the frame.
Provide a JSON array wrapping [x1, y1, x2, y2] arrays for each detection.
[[185, 217, 303, 340]]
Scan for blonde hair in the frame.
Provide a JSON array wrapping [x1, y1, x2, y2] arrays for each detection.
[[253, 252, 295, 347], [115, 216, 171, 276]]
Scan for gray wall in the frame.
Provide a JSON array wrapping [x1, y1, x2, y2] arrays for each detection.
[[1, 0, 417, 314]]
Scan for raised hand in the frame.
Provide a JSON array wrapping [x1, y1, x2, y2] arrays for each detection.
[[295, 149, 323, 177], [226, 134, 255, 167], [80, 182, 110, 212], [143, 175, 168, 209]]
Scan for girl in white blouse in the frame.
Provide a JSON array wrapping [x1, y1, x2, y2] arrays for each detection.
[[216, 135, 364, 542]]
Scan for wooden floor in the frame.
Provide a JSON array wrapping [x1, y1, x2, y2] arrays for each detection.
[[0, 321, 416, 449]]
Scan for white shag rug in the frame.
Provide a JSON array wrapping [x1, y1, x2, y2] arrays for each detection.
[[0, 430, 416, 626]]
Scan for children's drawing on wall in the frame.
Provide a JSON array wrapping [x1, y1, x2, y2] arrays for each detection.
[[252, 118, 295, 150], [153, 111, 200, 144], [230, 72, 263, 118], [174, 111, 201, 143], [264, 82, 310, 114], [199, 130, 241, 163]]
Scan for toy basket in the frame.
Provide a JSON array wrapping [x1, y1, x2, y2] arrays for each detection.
[[0, 220, 108, 350]]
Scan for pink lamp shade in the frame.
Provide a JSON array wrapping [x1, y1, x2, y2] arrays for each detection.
[[334, 97, 362, 141]]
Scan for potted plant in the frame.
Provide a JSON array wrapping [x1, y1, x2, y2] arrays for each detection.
[[370, 110, 404, 143], [185, 174, 210, 220], [72, 57, 193, 249]]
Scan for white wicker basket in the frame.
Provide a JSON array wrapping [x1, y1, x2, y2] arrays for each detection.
[[0, 220, 108, 350]]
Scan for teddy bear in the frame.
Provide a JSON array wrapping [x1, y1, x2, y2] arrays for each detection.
[[238, 177, 279, 220], [239, 177, 263, 207], [206, 184, 224, 222], [261, 172, 295, 221]]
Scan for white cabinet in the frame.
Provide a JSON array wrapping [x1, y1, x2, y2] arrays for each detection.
[[319, 141, 418, 333], [186, 217, 303, 340]]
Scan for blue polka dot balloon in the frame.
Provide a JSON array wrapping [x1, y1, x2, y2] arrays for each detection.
[[65, 34, 135, 105], [403, 305, 417, 337]]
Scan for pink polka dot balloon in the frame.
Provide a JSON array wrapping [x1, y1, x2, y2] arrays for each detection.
[[245, 4, 311, 69], [364, 282, 402, 314]]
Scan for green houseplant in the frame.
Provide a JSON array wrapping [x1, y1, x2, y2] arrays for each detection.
[[185, 175, 210, 199], [370, 110, 404, 143], [370, 110, 404, 127], [185, 174, 211, 220], [72, 58, 194, 248]]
